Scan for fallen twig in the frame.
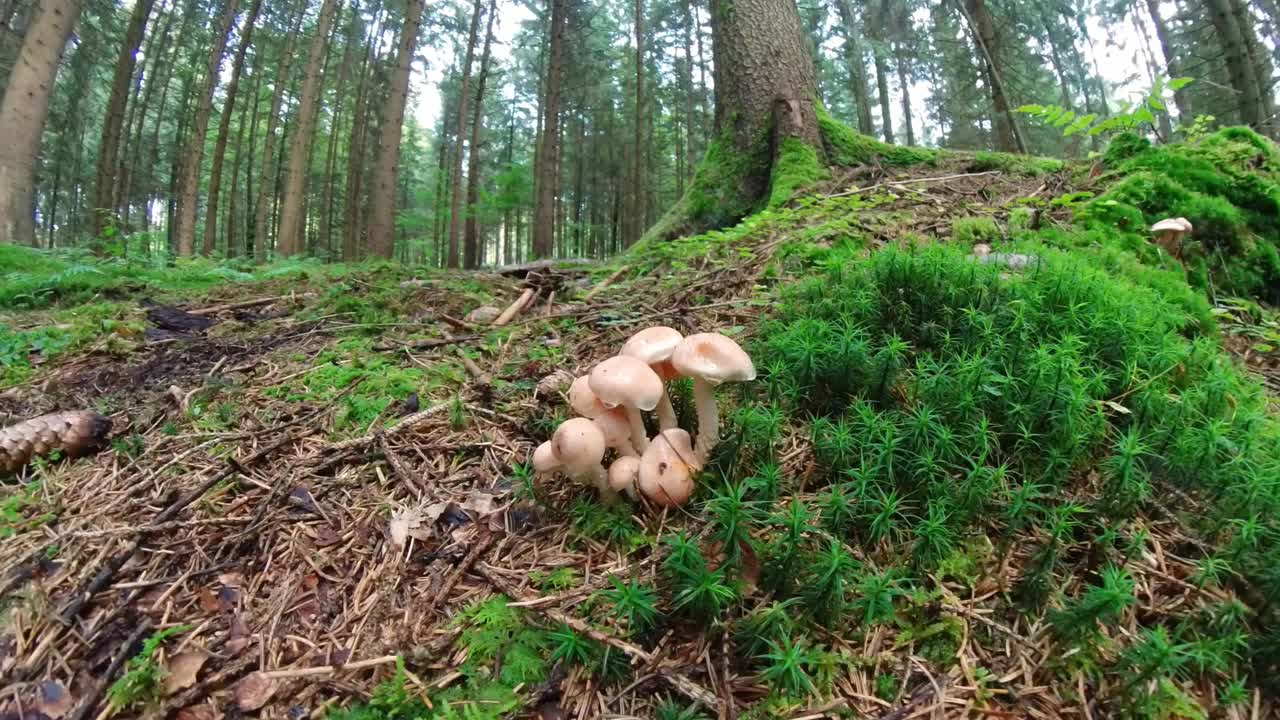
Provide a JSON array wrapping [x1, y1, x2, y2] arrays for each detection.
[[66, 618, 152, 720], [430, 534, 495, 609], [373, 334, 479, 353], [582, 266, 628, 300], [827, 170, 1002, 199], [257, 654, 401, 680], [323, 402, 450, 453], [493, 289, 536, 326], [188, 293, 315, 316]]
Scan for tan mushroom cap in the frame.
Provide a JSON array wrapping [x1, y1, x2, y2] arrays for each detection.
[[532, 441, 559, 473], [671, 333, 757, 386], [552, 418, 606, 471], [1151, 218, 1185, 233], [638, 429, 700, 508], [593, 409, 635, 451], [1175, 217, 1194, 232], [621, 326, 684, 366], [608, 456, 641, 499], [569, 375, 608, 418], [589, 356, 664, 412]]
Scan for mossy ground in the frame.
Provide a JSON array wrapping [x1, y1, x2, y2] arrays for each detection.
[[3, 121, 1280, 719]]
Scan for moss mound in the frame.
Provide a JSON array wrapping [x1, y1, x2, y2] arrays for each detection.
[[1082, 128, 1280, 303]]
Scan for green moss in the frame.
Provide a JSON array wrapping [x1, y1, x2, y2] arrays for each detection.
[[816, 105, 938, 167], [968, 150, 1065, 176], [767, 138, 829, 208], [951, 216, 1002, 245]]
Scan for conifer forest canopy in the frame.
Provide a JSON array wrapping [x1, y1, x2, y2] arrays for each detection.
[[5, 0, 1280, 718]]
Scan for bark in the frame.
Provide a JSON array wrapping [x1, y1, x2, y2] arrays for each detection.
[[958, 0, 1026, 153], [225, 73, 249, 256], [276, 0, 340, 257], [173, 0, 241, 256], [322, 17, 357, 259], [873, 42, 893, 143], [835, 0, 874, 135], [463, 0, 497, 269], [0, 0, 83, 245], [1229, 0, 1276, 134], [92, 0, 156, 238], [632, 0, 645, 245], [693, 0, 711, 135], [251, 1, 305, 262], [120, 0, 177, 231], [894, 41, 915, 146], [531, 0, 567, 259], [342, 17, 380, 262], [447, 0, 484, 268], [367, 0, 425, 258], [145, 0, 197, 235], [1145, 0, 1192, 121], [681, 0, 698, 177], [202, 0, 262, 256]]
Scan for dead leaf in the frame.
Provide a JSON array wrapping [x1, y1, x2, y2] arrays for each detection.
[[234, 672, 277, 712], [462, 488, 498, 515], [217, 572, 245, 588], [389, 506, 422, 547], [226, 614, 251, 654], [176, 705, 218, 720], [288, 486, 321, 515], [312, 525, 342, 546], [36, 681, 73, 719], [164, 651, 209, 695]]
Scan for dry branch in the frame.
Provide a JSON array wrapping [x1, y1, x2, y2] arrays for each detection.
[[188, 292, 316, 316], [493, 288, 536, 326]]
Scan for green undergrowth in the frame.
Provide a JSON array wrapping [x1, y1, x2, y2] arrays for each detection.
[[0, 301, 142, 387], [700, 243, 1277, 714], [1080, 128, 1280, 303]]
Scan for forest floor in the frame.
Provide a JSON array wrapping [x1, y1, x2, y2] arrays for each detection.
[[3, 150, 1280, 720]]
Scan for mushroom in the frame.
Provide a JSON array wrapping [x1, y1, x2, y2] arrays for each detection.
[[670, 332, 757, 460], [608, 455, 641, 500], [593, 408, 639, 457], [621, 326, 684, 431], [532, 441, 560, 475], [589, 356, 664, 453], [1151, 217, 1191, 259], [551, 417, 616, 502], [638, 428, 701, 507], [568, 375, 609, 418]]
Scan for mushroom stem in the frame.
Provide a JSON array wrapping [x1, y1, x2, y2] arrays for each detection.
[[616, 439, 639, 457], [577, 465, 619, 504], [624, 407, 650, 453], [656, 390, 678, 431], [691, 377, 719, 461]]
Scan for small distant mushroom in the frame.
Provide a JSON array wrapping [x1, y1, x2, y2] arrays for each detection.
[[532, 441, 560, 476], [608, 455, 641, 500], [589, 356, 664, 454], [1151, 217, 1191, 259], [638, 429, 701, 508], [621, 326, 684, 431], [670, 333, 756, 461], [593, 408, 639, 457], [551, 418, 615, 502]]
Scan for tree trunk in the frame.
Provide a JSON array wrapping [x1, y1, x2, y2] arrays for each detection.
[[632, 0, 645, 245], [252, 1, 305, 262], [1229, 0, 1276, 135], [120, 0, 178, 233], [225, 70, 249, 257], [367, 0, 425, 258], [275, 0, 340, 257], [958, 0, 1026, 153], [341, 14, 380, 262], [873, 42, 893, 143], [322, 19, 356, 260], [681, 0, 698, 179], [202, 0, 262, 256], [173, 0, 240, 256], [894, 42, 916, 146], [1144, 0, 1191, 122], [463, 0, 496, 270], [92, 0, 156, 238], [532, 0, 567, 259], [447, 0, 484, 268], [0, 0, 83, 245], [835, 0, 874, 135]]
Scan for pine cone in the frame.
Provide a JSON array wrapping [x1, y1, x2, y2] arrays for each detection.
[[1, 411, 112, 475]]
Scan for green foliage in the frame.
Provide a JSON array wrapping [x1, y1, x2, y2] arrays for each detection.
[[767, 138, 830, 208], [758, 634, 818, 697], [106, 625, 193, 713], [1018, 77, 1194, 139], [816, 105, 938, 167], [601, 576, 660, 635], [968, 151, 1065, 176], [950, 216, 1002, 246]]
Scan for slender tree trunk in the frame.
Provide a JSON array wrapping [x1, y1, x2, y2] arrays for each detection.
[[173, 0, 240, 256], [447, 0, 484, 268], [958, 0, 1026, 153], [238, 53, 263, 257], [202, 0, 262, 256], [225, 75, 249, 257], [573, 112, 585, 256], [322, 16, 359, 260], [367, 0, 425, 258], [120, 0, 177, 233], [92, 0, 156, 238], [532, 0, 568, 259], [681, 0, 698, 174], [693, 0, 711, 135], [632, 0, 645, 245], [873, 42, 894, 143], [1144, 0, 1192, 121], [0, 0, 83, 245], [463, 0, 497, 269], [251, 1, 305, 262], [894, 42, 916, 146], [276, 0, 340, 257], [1229, 0, 1276, 134], [342, 19, 378, 262], [835, 0, 874, 135]]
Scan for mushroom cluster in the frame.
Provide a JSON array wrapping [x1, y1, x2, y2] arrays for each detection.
[[531, 327, 756, 508]]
